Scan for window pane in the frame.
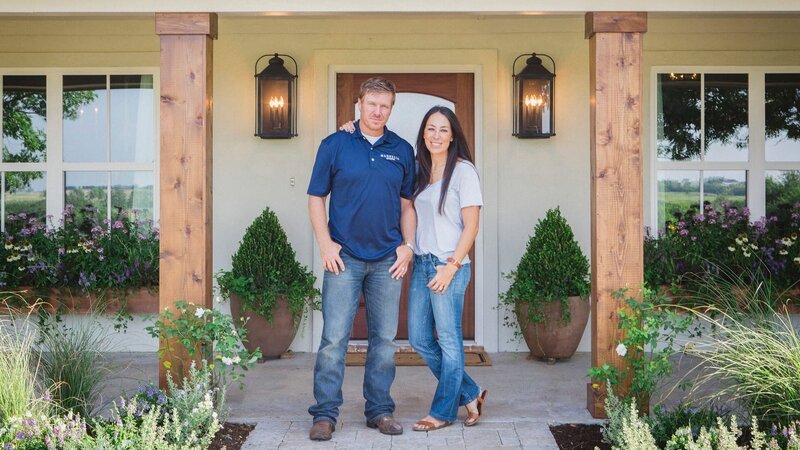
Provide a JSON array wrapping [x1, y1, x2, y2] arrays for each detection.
[[657, 73, 701, 161], [110, 75, 154, 162], [3, 75, 47, 163], [704, 74, 748, 162], [766, 170, 800, 218], [703, 170, 746, 211], [63, 75, 107, 162], [4, 172, 46, 229], [65, 171, 108, 220], [657, 170, 700, 228], [111, 171, 154, 221], [765, 74, 800, 162]]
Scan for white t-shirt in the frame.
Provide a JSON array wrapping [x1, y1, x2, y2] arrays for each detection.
[[414, 160, 483, 263]]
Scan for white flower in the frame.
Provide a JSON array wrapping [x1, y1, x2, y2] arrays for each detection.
[[794, 257, 800, 265], [743, 250, 752, 257], [727, 246, 736, 252], [615, 343, 627, 357], [195, 308, 206, 318], [212, 412, 218, 420], [782, 237, 794, 247], [750, 243, 758, 250], [221, 356, 234, 366], [735, 237, 743, 245], [780, 249, 789, 256]]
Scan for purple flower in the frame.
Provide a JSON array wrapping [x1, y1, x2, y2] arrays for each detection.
[[113, 220, 124, 229], [18, 212, 27, 220], [691, 236, 697, 241], [57, 247, 65, 255], [679, 229, 689, 236]]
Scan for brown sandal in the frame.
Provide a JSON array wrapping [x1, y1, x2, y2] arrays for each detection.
[[464, 389, 488, 427], [412, 419, 452, 432]]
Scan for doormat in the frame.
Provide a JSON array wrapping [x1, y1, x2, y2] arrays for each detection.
[[346, 347, 492, 367]]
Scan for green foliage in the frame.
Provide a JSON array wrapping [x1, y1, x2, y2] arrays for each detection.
[[92, 362, 223, 449], [766, 171, 800, 218], [0, 206, 159, 330], [588, 288, 694, 403], [0, 309, 49, 424], [146, 300, 261, 389], [500, 207, 589, 327], [216, 207, 319, 323], [644, 202, 799, 293], [614, 400, 659, 450], [685, 305, 800, 426], [647, 403, 728, 449], [37, 316, 112, 419]]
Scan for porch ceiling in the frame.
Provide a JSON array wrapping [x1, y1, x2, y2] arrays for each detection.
[[1, 0, 800, 15]]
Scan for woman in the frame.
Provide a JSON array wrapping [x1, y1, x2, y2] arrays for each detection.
[[405, 106, 486, 431], [340, 106, 486, 431]]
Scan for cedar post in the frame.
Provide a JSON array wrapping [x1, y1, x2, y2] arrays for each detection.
[[585, 12, 647, 418], [155, 13, 217, 388]]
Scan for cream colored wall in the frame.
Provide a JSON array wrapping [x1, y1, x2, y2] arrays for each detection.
[[1, 14, 799, 352]]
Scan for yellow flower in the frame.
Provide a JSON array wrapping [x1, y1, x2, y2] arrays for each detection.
[[163, 361, 172, 369], [591, 383, 600, 390], [667, 224, 677, 231]]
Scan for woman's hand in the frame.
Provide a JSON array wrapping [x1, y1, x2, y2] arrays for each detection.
[[339, 121, 356, 133], [428, 264, 458, 294]]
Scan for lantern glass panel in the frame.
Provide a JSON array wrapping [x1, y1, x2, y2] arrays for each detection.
[[520, 78, 551, 136], [259, 78, 290, 137]]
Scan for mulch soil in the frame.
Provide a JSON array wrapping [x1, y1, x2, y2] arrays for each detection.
[[209, 422, 255, 450], [550, 423, 610, 450]]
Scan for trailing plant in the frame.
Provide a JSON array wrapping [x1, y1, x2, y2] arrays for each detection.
[[684, 305, 800, 426], [0, 206, 159, 329], [216, 207, 319, 324], [588, 288, 695, 404], [645, 201, 800, 293], [36, 315, 113, 419], [500, 207, 589, 329], [146, 300, 262, 389]]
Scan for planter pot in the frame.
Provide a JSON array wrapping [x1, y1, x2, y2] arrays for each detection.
[[515, 295, 590, 363], [0, 287, 158, 315], [229, 294, 299, 360]]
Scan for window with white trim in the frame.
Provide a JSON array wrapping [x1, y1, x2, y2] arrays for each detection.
[[1, 70, 158, 231], [652, 69, 800, 228]]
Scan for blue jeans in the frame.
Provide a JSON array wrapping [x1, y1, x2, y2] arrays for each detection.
[[309, 252, 402, 424], [408, 253, 480, 422]]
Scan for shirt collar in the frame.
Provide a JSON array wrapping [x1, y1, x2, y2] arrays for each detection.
[[354, 120, 394, 145]]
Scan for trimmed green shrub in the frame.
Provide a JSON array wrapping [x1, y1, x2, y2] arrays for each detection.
[[217, 207, 318, 323], [501, 207, 590, 325]]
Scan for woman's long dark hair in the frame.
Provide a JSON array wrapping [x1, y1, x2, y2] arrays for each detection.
[[413, 106, 474, 214]]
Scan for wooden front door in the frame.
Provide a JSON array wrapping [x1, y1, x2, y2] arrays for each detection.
[[336, 73, 476, 341]]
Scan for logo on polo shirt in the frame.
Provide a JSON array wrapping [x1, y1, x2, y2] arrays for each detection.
[[380, 153, 400, 162]]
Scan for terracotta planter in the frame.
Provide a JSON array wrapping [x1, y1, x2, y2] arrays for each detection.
[[515, 295, 590, 363], [0, 287, 158, 315], [229, 294, 299, 360]]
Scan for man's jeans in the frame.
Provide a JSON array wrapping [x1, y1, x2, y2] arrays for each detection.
[[408, 253, 480, 422], [309, 253, 402, 425]]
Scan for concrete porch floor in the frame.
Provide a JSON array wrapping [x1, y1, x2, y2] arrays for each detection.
[[105, 352, 610, 449]]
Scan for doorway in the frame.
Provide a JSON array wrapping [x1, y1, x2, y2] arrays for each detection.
[[336, 72, 476, 341]]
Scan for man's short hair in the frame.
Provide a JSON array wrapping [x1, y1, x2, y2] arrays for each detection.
[[359, 77, 396, 105]]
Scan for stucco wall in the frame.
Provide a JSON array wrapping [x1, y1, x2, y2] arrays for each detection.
[[1, 14, 799, 353]]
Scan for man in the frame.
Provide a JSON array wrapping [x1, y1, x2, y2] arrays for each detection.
[[306, 77, 416, 441]]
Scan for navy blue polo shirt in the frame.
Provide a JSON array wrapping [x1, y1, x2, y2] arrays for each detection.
[[307, 121, 415, 261]]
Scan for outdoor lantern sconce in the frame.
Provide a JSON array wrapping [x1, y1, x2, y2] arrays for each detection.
[[254, 53, 298, 139], [513, 53, 555, 138]]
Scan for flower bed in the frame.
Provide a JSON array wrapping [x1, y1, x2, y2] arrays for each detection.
[[645, 202, 799, 303], [0, 206, 159, 324]]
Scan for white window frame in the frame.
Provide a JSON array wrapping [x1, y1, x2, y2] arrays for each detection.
[[650, 66, 800, 228], [0, 67, 160, 230]]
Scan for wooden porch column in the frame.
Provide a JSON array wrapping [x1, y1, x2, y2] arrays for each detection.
[[585, 12, 647, 418], [155, 13, 217, 388]]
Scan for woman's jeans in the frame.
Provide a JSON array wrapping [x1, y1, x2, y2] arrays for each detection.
[[308, 253, 402, 425], [408, 254, 480, 422]]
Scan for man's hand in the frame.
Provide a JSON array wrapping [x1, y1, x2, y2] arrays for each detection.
[[389, 244, 413, 280], [339, 121, 356, 133], [427, 264, 458, 294], [320, 240, 345, 274]]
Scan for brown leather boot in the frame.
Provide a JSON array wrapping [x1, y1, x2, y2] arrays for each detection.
[[309, 420, 335, 441], [366, 415, 403, 435]]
